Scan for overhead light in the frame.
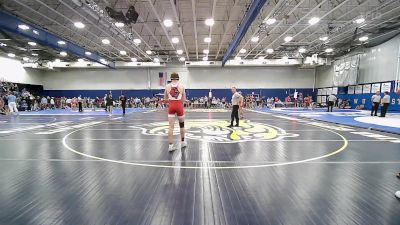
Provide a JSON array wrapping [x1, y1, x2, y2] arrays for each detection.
[[202, 56, 208, 61], [74, 22, 85, 29], [205, 18, 214, 26], [131, 57, 137, 62], [355, 18, 365, 24], [177, 49, 183, 55], [102, 39, 110, 45], [325, 48, 333, 53], [0, 43, 7, 47], [18, 24, 30, 30], [31, 53, 38, 56], [319, 36, 328, 41], [114, 22, 124, 27], [146, 50, 152, 55], [204, 37, 212, 43], [308, 17, 320, 25], [85, 51, 92, 56], [163, 19, 173, 27], [57, 40, 66, 45], [258, 56, 265, 60], [298, 47, 306, 53], [179, 57, 185, 62], [282, 56, 289, 60], [251, 36, 259, 42], [78, 58, 85, 62], [154, 58, 160, 63], [264, 18, 276, 25], [284, 36, 293, 42], [100, 58, 107, 64], [33, 30, 39, 35], [7, 53, 15, 58], [54, 59, 61, 63], [22, 57, 29, 61], [266, 48, 274, 54], [172, 37, 179, 44], [133, 38, 141, 44], [203, 49, 209, 54], [60, 51, 67, 56], [239, 48, 247, 54], [28, 42, 37, 46], [234, 56, 241, 60], [119, 50, 127, 55], [359, 36, 368, 42]]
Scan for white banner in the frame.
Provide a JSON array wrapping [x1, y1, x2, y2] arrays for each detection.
[[381, 82, 391, 92], [322, 88, 327, 95], [332, 87, 338, 95], [348, 86, 355, 94], [321, 96, 327, 103], [371, 83, 381, 93], [362, 84, 371, 93], [317, 89, 322, 95], [317, 96, 322, 103], [327, 88, 333, 95], [355, 85, 363, 94]]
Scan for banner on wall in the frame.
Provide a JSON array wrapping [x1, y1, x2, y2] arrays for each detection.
[[332, 87, 338, 95], [327, 88, 333, 95], [371, 83, 381, 93], [321, 96, 327, 103], [363, 84, 371, 93], [355, 85, 363, 94], [333, 55, 359, 86], [348, 86, 355, 94], [317, 96, 322, 103], [381, 82, 391, 92], [322, 88, 327, 95], [158, 72, 167, 86], [317, 89, 322, 95]]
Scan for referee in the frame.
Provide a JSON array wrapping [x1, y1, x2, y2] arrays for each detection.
[[229, 87, 242, 127], [370, 91, 381, 116]]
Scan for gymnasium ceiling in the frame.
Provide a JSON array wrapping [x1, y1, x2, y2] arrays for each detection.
[[0, 0, 400, 63]]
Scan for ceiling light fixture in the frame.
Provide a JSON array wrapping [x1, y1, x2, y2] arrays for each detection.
[[31, 53, 38, 56], [264, 18, 276, 25], [133, 38, 141, 44], [179, 57, 185, 62], [282, 56, 289, 60], [8, 53, 15, 58], [28, 42, 37, 46], [57, 40, 66, 45], [78, 58, 85, 62], [251, 36, 259, 42], [203, 49, 209, 54], [146, 50, 152, 55], [114, 22, 124, 27], [204, 37, 211, 43], [234, 56, 241, 60], [85, 51, 92, 56], [239, 48, 247, 54], [177, 49, 183, 55], [325, 48, 333, 53], [202, 56, 208, 61], [60, 51, 67, 56], [319, 36, 328, 41], [308, 17, 320, 25], [18, 24, 30, 30], [100, 58, 107, 64], [74, 22, 85, 29], [355, 18, 365, 24], [205, 18, 215, 26], [119, 50, 127, 55], [54, 59, 61, 63], [266, 48, 274, 54], [22, 57, 29, 61], [102, 39, 110, 44], [284, 36, 293, 42], [154, 58, 160, 63], [131, 57, 137, 62], [298, 48, 306, 53], [359, 36, 368, 42], [163, 19, 173, 27], [172, 37, 179, 44]]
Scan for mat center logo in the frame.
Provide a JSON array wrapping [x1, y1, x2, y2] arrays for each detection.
[[132, 119, 298, 143]]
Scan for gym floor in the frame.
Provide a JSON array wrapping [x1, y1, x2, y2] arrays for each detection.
[[0, 110, 399, 225]]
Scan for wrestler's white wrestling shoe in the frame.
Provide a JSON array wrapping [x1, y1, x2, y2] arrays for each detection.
[[168, 144, 177, 152]]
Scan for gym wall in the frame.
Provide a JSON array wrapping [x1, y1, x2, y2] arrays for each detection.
[[0, 57, 43, 85]]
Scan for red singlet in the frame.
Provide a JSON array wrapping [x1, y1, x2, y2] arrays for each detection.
[[167, 83, 185, 117]]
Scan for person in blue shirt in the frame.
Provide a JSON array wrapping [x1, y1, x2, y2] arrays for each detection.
[[7, 92, 18, 115]]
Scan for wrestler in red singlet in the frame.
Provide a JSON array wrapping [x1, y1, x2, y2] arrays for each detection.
[[164, 72, 187, 152]]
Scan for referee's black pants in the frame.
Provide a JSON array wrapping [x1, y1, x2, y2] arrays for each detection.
[[78, 102, 83, 112], [371, 102, 379, 116], [327, 101, 334, 112], [231, 105, 239, 126], [380, 103, 389, 117]]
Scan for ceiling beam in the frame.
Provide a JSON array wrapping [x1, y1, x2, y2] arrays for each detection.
[[190, 0, 199, 60], [169, 0, 189, 60]]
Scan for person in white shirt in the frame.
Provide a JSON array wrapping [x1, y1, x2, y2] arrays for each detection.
[[379, 91, 390, 117], [229, 87, 243, 127], [371, 91, 381, 116], [327, 94, 337, 112]]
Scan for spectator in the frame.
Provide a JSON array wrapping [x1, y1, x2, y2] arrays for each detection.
[[380, 91, 390, 117]]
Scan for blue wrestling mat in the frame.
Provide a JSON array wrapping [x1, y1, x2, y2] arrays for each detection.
[[18, 108, 150, 116]]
